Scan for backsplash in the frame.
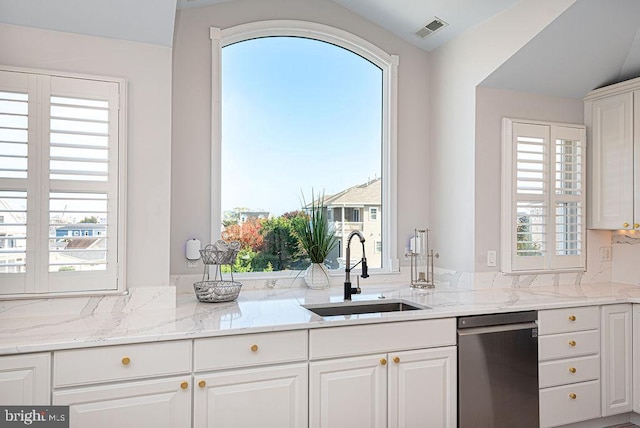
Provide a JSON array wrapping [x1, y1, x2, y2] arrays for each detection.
[[611, 230, 640, 285]]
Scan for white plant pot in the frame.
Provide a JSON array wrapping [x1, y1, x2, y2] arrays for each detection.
[[304, 263, 330, 289]]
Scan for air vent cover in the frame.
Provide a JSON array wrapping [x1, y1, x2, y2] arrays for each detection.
[[414, 17, 448, 39]]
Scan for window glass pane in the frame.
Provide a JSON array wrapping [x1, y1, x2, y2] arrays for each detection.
[[516, 201, 546, 257], [221, 37, 383, 273], [0, 191, 27, 273], [49, 192, 108, 271], [555, 202, 582, 256], [0, 91, 28, 180]]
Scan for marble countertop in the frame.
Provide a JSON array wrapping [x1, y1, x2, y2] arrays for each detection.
[[2, 282, 640, 355]]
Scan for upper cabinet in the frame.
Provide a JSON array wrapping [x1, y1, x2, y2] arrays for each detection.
[[585, 77, 640, 230]]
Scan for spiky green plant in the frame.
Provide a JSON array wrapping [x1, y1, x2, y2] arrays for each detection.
[[294, 190, 337, 264]]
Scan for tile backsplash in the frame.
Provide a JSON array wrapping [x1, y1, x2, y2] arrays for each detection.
[[611, 230, 640, 285]]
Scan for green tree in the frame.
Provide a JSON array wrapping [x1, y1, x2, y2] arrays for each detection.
[[255, 216, 302, 271], [516, 215, 542, 256], [79, 216, 98, 223]]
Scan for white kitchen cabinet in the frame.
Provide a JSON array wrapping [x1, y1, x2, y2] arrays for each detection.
[[194, 363, 307, 428], [193, 331, 309, 428], [388, 347, 456, 428], [538, 307, 601, 427], [0, 353, 50, 405], [585, 77, 640, 230], [53, 376, 192, 428], [600, 304, 633, 416], [633, 304, 640, 413], [308, 319, 457, 428], [52, 340, 193, 427], [310, 354, 387, 428]]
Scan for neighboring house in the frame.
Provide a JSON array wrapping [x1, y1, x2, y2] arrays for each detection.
[[223, 209, 270, 225], [323, 178, 382, 269], [55, 224, 107, 238]]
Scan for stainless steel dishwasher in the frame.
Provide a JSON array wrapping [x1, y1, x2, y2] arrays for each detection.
[[457, 311, 539, 428]]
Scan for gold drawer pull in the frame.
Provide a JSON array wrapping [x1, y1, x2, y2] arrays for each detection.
[[121, 356, 131, 366], [180, 381, 189, 390], [635, 223, 640, 229], [568, 315, 576, 321], [624, 222, 630, 228], [569, 367, 576, 374], [393, 356, 400, 364], [568, 340, 576, 347], [250, 344, 259, 352], [380, 358, 387, 366], [569, 393, 577, 399], [198, 380, 206, 388]]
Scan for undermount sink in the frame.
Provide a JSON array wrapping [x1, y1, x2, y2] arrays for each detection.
[[303, 300, 428, 317]]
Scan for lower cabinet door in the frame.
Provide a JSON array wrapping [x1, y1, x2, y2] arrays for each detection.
[[388, 347, 457, 428], [194, 363, 307, 428], [53, 376, 191, 428], [0, 353, 50, 405], [310, 354, 387, 428]]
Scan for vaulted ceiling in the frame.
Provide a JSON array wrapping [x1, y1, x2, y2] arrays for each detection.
[[1, 0, 640, 99]]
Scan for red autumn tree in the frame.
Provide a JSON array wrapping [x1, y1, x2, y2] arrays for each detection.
[[222, 217, 264, 251]]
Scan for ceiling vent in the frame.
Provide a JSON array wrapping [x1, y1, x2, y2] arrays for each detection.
[[414, 17, 448, 39]]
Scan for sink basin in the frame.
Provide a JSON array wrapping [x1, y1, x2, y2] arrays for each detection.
[[304, 300, 427, 317]]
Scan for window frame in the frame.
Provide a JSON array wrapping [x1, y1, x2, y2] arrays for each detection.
[[210, 21, 399, 274], [501, 117, 586, 273], [0, 66, 127, 297]]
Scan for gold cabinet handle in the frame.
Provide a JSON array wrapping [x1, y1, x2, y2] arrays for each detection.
[[624, 222, 630, 228], [180, 381, 189, 390], [569, 367, 576, 373], [198, 380, 206, 388], [568, 315, 576, 321], [380, 358, 387, 366], [393, 356, 400, 364], [121, 356, 131, 366], [569, 393, 577, 399], [635, 223, 639, 229], [568, 340, 576, 347], [250, 344, 258, 352]]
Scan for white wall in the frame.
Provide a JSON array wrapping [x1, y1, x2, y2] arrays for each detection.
[[170, 0, 431, 275], [428, 0, 576, 272], [0, 23, 173, 288], [474, 86, 584, 272]]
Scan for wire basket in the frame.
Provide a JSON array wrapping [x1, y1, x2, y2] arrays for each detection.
[[193, 280, 242, 303], [194, 240, 242, 303], [200, 241, 240, 265]]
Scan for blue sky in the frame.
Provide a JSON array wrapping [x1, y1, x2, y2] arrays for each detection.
[[221, 36, 382, 216]]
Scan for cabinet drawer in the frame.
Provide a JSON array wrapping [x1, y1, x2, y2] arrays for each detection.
[[539, 380, 600, 428], [194, 330, 307, 372], [309, 318, 456, 360], [54, 340, 192, 387], [539, 330, 599, 361], [539, 355, 599, 388], [538, 306, 599, 335]]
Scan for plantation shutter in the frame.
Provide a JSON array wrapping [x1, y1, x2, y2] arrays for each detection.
[[502, 118, 585, 273], [0, 69, 123, 295]]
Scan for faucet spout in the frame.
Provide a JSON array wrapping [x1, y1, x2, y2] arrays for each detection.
[[344, 230, 368, 300]]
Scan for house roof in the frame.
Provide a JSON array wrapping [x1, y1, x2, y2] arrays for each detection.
[[56, 224, 106, 231], [324, 178, 381, 206]]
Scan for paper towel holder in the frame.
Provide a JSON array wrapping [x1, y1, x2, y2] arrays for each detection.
[[186, 238, 202, 260]]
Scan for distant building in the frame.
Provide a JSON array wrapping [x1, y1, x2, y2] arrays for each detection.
[[55, 223, 107, 238], [323, 178, 382, 269], [223, 208, 270, 225]]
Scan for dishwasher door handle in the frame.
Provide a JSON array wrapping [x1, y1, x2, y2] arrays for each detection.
[[457, 321, 538, 336]]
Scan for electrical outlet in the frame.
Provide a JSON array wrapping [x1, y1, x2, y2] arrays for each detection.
[[487, 250, 497, 267], [599, 246, 612, 262], [187, 260, 198, 268]]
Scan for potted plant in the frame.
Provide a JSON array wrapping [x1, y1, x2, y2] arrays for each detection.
[[294, 190, 337, 289]]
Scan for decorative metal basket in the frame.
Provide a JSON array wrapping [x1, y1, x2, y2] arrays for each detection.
[[193, 280, 242, 303], [194, 240, 242, 303]]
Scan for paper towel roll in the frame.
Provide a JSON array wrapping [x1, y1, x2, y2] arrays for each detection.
[[186, 238, 201, 260]]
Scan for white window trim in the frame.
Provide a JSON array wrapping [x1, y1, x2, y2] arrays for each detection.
[[501, 117, 586, 274], [0, 65, 127, 298], [210, 20, 399, 273]]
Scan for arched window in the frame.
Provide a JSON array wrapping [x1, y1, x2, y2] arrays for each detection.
[[211, 21, 398, 275]]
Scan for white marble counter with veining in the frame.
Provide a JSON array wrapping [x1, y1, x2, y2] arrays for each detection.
[[1, 282, 640, 355]]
